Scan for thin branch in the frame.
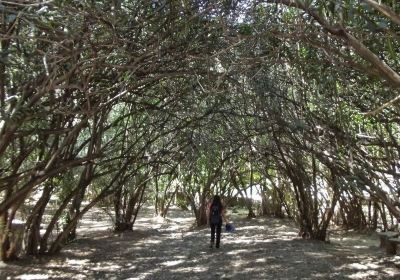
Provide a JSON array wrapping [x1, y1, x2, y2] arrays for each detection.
[[364, 93, 400, 116], [362, 0, 400, 26]]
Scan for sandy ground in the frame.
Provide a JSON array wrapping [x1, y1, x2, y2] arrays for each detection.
[[1, 207, 400, 280]]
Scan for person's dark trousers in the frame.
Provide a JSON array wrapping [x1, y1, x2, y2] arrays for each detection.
[[210, 222, 222, 248]]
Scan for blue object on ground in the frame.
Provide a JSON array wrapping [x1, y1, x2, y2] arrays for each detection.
[[225, 223, 235, 232]]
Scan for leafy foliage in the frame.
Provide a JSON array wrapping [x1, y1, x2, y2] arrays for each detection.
[[1, 0, 400, 260]]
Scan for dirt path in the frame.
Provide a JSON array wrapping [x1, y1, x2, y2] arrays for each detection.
[[1, 208, 400, 279]]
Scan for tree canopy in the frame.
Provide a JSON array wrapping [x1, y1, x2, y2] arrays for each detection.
[[0, 0, 399, 261]]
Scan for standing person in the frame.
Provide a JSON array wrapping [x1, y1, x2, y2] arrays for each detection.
[[208, 195, 227, 249]]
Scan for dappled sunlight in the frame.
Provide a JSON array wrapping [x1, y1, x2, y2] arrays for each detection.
[[330, 231, 379, 251], [128, 256, 158, 262], [311, 272, 338, 278], [304, 251, 333, 258], [76, 209, 114, 234], [3, 212, 400, 280], [92, 263, 122, 271], [231, 259, 246, 268], [227, 236, 272, 243], [76, 220, 112, 232], [254, 257, 267, 263], [15, 274, 50, 280], [170, 265, 209, 273], [352, 245, 370, 249], [2, 0, 400, 278], [64, 248, 97, 257], [347, 270, 380, 279], [272, 225, 298, 234], [162, 259, 186, 267], [334, 257, 399, 279], [65, 258, 90, 266], [381, 267, 400, 277], [347, 262, 380, 270], [239, 225, 266, 231], [123, 272, 153, 280], [274, 224, 295, 230], [132, 264, 162, 278], [124, 264, 137, 270], [225, 238, 263, 245], [140, 239, 162, 245], [226, 249, 249, 255]]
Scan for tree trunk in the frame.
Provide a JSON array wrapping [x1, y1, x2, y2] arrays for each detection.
[[0, 188, 12, 261], [371, 201, 378, 230], [39, 185, 81, 254], [25, 185, 52, 255], [49, 188, 112, 254], [66, 185, 86, 242]]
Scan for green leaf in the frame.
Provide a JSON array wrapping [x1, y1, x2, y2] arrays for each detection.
[[387, 38, 396, 61], [238, 24, 252, 36]]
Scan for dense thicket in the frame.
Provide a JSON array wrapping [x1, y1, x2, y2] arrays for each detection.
[[0, 0, 399, 261]]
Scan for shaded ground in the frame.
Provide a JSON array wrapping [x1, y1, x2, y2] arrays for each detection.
[[1, 207, 400, 279]]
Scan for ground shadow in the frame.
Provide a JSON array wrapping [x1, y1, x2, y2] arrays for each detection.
[[1, 209, 399, 279]]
